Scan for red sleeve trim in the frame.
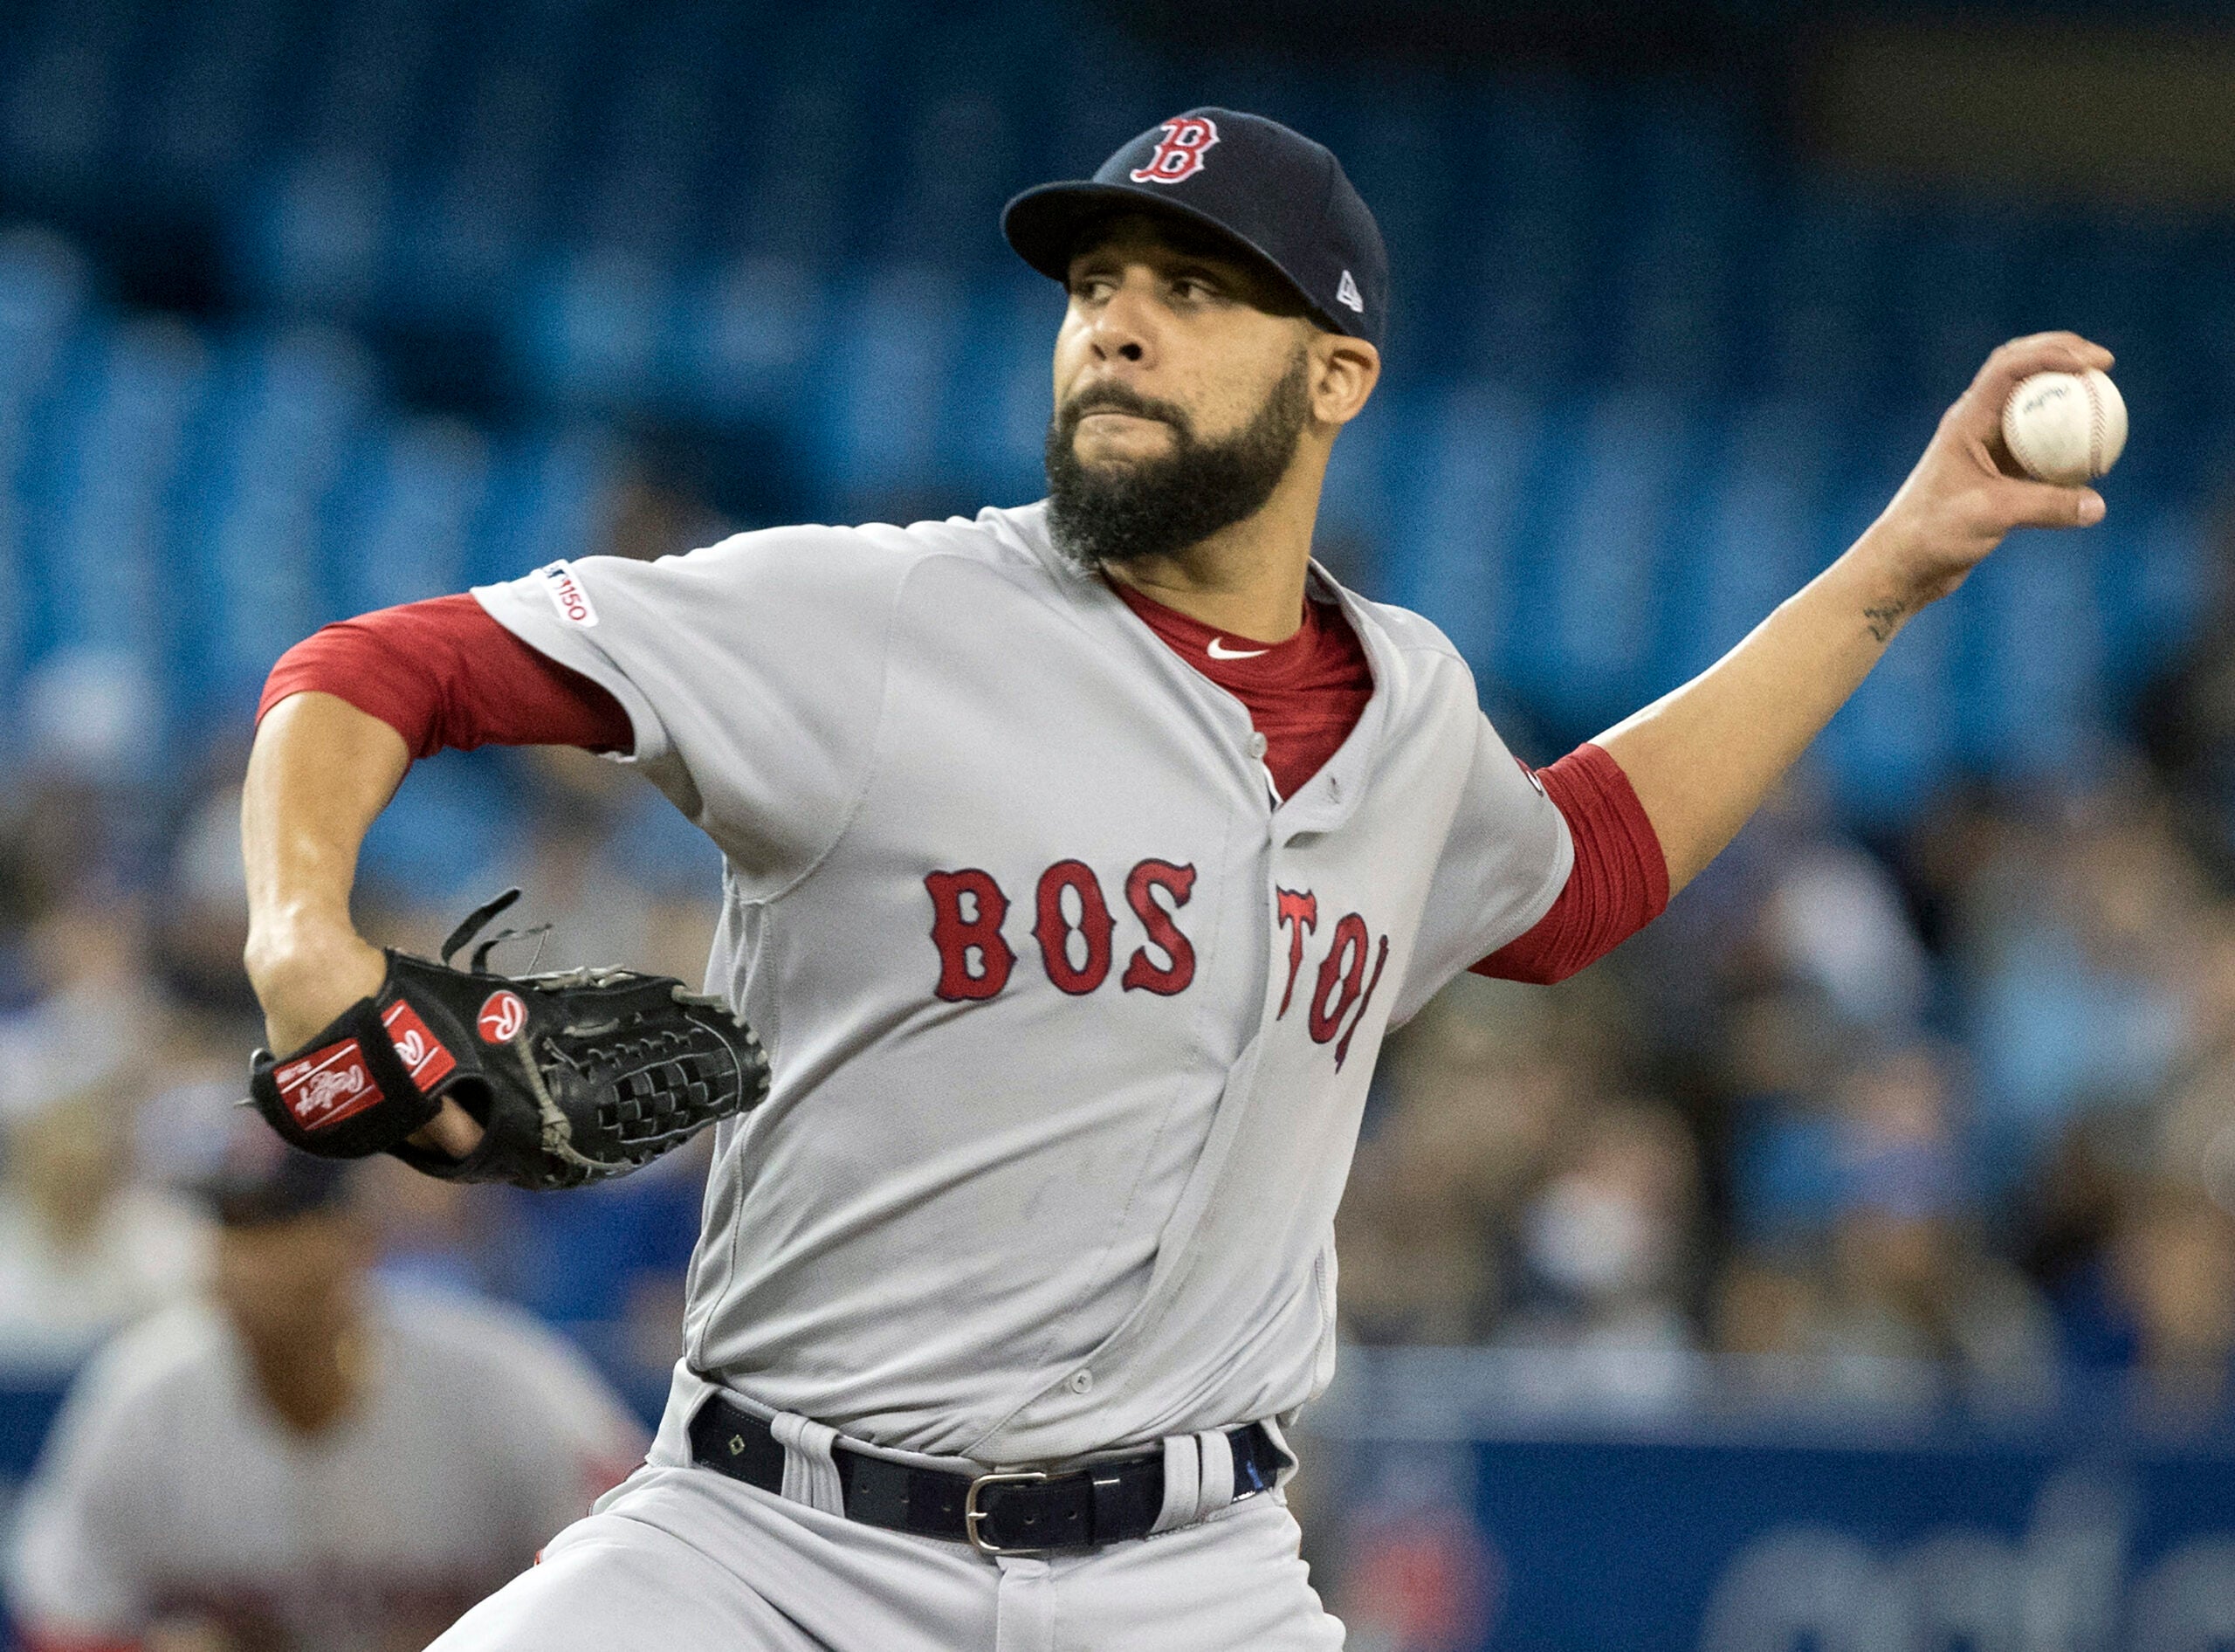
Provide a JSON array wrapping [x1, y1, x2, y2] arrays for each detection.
[[257, 594, 632, 758], [1471, 741, 1669, 985]]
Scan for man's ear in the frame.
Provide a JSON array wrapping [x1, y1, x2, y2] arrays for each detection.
[[1311, 334, 1381, 427]]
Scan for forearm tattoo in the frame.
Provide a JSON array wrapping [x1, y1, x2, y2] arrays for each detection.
[[1863, 600, 1908, 644]]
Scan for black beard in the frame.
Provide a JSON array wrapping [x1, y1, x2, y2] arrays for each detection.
[[1042, 351, 1311, 572]]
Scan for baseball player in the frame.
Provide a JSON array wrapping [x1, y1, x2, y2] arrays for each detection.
[[237, 108, 2112, 1649], [7, 1124, 644, 1650]]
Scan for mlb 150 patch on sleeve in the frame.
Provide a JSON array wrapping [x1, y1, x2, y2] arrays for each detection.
[[539, 561, 599, 626]]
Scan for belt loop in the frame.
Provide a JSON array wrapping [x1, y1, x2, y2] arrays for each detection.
[[769, 1411, 846, 1516], [994, 1556, 1055, 1652], [1193, 1428, 1234, 1517], [1151, 1434, 1202, 1533]]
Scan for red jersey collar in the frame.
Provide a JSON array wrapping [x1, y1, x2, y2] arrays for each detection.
[[1104, 575, 1338, 691]]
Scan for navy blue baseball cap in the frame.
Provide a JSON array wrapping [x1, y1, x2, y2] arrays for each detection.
[[1003, 108, 1389, 352]]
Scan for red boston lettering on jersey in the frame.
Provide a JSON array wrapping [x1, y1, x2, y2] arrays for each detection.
[[1308, 913, 1372, 1045], [926, 870, 1016, 1002], [1033, 860, 1115, 995], [1128, 115, 1219, 185], [1332, 934, 1390, 1071], [1121, 860, 1198, 995], [1275, 888, 1318, 1018], [272, 1039, 382, 1132], [477, 989, 527, 1043]]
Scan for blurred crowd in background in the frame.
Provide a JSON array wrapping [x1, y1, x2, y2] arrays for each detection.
[[1343, 622, 2235, 1417], [0, 731, 726, 1421]]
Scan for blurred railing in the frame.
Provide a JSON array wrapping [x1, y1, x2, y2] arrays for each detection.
[[10, 1344, 2235, 1649], [1303, 1345, 2235, 1652]]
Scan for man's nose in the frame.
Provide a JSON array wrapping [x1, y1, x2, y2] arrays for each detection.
[[1087, 275, 1156, 366]]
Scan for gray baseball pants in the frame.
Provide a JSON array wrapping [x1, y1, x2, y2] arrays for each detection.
[[433, 1460, 1344, 1650]]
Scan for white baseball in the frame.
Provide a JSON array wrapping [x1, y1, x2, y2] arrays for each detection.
[[1999, 368, 2127, 487]]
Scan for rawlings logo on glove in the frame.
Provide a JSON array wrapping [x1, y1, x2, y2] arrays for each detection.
[[247, 890, 770, 1190], [272, 1043, 381, 1131]]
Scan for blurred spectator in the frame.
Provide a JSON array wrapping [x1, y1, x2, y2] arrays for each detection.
[[1338, 979, 1583, 1344], [504, 747, 719, 981], [153, 772, 262, 1022], [2106, 1180, 2235, 1417], [1955, 784, 2200, 1195], [1746, 1045, 2058, 1400], [0, 890, 167, 1117], [7, 1116, 646, 1651], [2136, 555, 2235, 885], [0, 1084, 207, 1368], [1507, 1102, 1701, 1359], [1758, 835, 1932, 1034]]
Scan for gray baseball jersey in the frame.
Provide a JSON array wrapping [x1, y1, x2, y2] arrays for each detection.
[[8, 1287, 645, 1648], [471, 500, 1570, 1466]]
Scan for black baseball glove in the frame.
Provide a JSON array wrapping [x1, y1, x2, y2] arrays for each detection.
[[247, 889, 768, 1190]]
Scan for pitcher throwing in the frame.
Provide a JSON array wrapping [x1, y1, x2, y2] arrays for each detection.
[[241, 108, 2113, 1649]]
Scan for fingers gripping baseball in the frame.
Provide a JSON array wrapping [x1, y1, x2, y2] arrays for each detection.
[[1871, 332, 2115, 606]]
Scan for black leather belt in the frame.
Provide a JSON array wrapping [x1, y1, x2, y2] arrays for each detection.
[[688, 1394, 1283, 1556]]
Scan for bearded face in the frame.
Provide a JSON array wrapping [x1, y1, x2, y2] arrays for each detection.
[[1042, 344, 1313, 573]]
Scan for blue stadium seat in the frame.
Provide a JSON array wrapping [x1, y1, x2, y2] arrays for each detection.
[[0, 225, 89, 690], [231, 153, 392, 320], [1659, 402, 1831, 686], [509, 246, 674, 411], [1509, 391, 1695, 732], [1957, 525, 2113, 786], [1380, 382, 1544, 685], [334, 414, 491, 615], [358, 747, 523, 905], [475, 425, 622, 588], [35, 318, 210, 675], [804, 262, 968, 511], [127, 0, 292, 210], [664, 254, 823, 426], [942, 273, 1061, 510], [185, 325, 375, 706]]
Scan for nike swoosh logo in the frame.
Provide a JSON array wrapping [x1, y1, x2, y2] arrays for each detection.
[[1207, 637, 1269, 660]]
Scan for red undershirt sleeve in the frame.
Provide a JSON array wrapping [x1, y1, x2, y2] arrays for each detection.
[[1472, 741, 1669, 986], [256, 593, 633, 758]]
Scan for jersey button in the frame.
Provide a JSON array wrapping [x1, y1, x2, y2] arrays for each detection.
[[1247, 732, 1269, 760], [1068, 1369, 1095, 1394]]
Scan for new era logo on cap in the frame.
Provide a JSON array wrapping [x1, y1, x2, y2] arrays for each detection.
[[1336, 270, 1364, 313]]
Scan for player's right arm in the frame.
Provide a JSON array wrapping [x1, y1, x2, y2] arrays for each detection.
[[241, 690, 499, 1157], [240, 689, 405, 1054], [242, 595, 631, 1157]]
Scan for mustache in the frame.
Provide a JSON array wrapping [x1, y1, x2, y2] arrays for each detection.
[[1057, 382, 1193, 440]]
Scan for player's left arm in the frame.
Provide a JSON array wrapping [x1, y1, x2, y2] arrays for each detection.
[[1595, 331, 2112, 895]]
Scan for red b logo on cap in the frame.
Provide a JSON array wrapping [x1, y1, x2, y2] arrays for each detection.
[[1130, 116, 1219, 185]]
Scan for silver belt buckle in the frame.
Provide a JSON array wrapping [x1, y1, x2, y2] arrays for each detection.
[[963, 1468, 1049, 1556]]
